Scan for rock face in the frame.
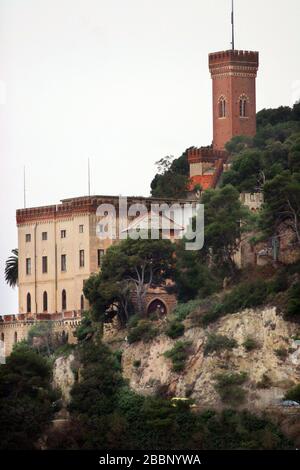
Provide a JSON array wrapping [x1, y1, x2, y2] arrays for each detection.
[[121, 307, 300, 410], [52, 354, 76, 404]]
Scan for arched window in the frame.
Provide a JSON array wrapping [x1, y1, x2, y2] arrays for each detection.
[[14, 331, 18, 344], [239, 95, 248, 117], [26, 292, 31, 313], [219, 97, 226, 118], [80, 294, 84, 311], [43, 291, 48, 312], [62, 289, 67, 311]]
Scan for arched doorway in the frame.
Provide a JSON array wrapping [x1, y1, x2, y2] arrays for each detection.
[[147, 298, 167, 316]]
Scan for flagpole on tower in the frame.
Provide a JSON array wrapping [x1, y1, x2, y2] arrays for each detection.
[[23, 166, 26, 209], [88, 158, 91, 196], [231, 0, 235, 50]]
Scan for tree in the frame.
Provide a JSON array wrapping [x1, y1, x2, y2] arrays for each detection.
[[261, 171, 300, 245], [175, 242, 221, 301], [150, 150, 190, 198], [200, 185, 252, 274], [84, 238, 175, 320], [0, 342, 58, 449], [5, 248, 18, 288], [27, 322, 57, 356]]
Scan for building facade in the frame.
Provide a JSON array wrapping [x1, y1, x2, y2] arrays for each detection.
[[16, 195, 192, 316]]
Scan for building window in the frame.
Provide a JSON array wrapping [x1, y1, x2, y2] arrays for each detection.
[[239, 97, 248, 117], [43, 291, 48, 312], [80, 294, 84, 311], [1, 332, 4, 342], [14, 331, 18, 344], [79, 249, 85, 267], [219, 97, 226, 118], [62, 289, 67, 310], [26, 292, 31, 313], [61, 230, 66, 238], [79, 225, 84, 233], [25, 233, 31, 242], [61, 254, 67, 272], [42, 231, 48, 241], [26, 258, 31, 275], [97, 249, 105, 268], [42, 256, 48, 273]]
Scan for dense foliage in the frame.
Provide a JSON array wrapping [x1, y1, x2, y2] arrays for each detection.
[[150, 151, 190, 199], [175, 185, 251, 302], [0, 342, 58, 449], [46, 336, 291, 450], [84, 237, 175, 322]]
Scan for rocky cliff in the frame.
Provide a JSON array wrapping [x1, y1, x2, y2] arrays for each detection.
[[110, 306, 300, 411]]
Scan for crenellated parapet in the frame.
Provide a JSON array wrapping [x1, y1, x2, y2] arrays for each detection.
[[209, 50, 259, 77], [187, 147, 229, 164]]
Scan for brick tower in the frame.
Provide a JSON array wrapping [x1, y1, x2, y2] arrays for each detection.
[[209, 50, 259, 150], [188, 48, 259, 192]]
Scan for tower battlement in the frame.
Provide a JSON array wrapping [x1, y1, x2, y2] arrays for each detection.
[[209, 50, 259, 70], [187, 147, 228, 164]]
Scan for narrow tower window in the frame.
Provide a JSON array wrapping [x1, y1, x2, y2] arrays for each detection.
[[80, 294, 84, 311], [79, 249, 85, 268], [219, 97, 226, 118], [62, 289, 67, 310], [239, 96, 248, 117], [26, 292, 31, 313], [43, 291, 48, 312]]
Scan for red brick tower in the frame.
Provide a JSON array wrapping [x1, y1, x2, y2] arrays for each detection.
[[187, 49, 259, 192], [209, 50, 259, 150]]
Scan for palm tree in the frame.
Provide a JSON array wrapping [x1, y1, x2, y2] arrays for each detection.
[[5, 248, 18, 288]]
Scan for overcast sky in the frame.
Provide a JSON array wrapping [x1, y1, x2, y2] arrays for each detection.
[[1, 0, 300, 314]]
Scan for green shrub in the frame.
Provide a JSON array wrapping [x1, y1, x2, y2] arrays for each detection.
[[284, 383, 300, 402], [128, 320, 158, 344], [243, 337, 259, 352], [274, 347, 289, 361], [214, 372, 248, 406], [127, 314, 140, 328], [285, 282, 300, 318], [202, 281, 269, 326], [165, 320, 185, 339], [164, 341, 192, 372], [268, 271, 289, 294], [204, 334, 238, 356], [172, 300, 202, 321], [256, 373, 272, 389]]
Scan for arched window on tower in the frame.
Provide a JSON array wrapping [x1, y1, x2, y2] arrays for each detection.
[[26, 292, 31, 313], [239, 95, 248, 117], [62, 289, 67, 311], [43, 291, 48, 312], [219, 97, 226, 118]]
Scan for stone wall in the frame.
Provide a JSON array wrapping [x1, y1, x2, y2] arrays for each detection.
[[0, 318, 80, 356]]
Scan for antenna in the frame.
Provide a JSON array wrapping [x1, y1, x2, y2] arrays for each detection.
[[23, 166, 26, 208], [88, 158, 91, 196], [231, 0, 235, 50]]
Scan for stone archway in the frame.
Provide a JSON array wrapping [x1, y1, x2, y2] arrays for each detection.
[[146, 298, 167, 317]]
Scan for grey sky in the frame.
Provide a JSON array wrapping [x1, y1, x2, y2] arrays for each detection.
[[1, 0, 300, 314]]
